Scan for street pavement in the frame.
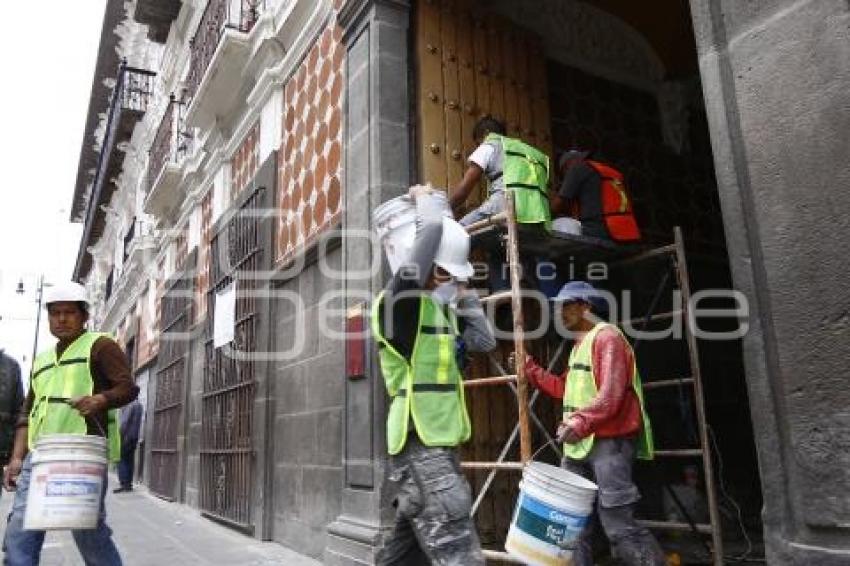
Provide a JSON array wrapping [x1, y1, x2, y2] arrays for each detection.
[[0, 474, 322, 565]]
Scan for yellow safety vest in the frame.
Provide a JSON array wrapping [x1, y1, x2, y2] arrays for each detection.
[[563, 323, 654, 460], [371, 291, 472, 455], [485, 133, 551, 229], [28, 332, 121, 461]]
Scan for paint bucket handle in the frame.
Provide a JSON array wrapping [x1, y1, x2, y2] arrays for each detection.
[[530, 442, 554, 462], [55, 397, 108, 437]]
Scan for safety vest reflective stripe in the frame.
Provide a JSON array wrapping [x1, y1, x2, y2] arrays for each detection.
[[395, 383, 459, 397], [562, 323, 654, 461], [28, 332, 121, 462], [485, 133, 551, 228], [584, 160, 641, 242], [372, 291, 472, 455]]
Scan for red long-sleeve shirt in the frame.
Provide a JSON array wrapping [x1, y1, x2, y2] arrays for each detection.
[[525, 327, 642, 440]]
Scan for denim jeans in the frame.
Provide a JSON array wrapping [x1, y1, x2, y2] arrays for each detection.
[[562, 438, 666, 566], [116, 442, 137, 489], [458, 191, 506, 228], [3, 453, 123, 566]]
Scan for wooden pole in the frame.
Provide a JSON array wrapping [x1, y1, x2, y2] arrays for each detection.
[[504, 190, 532, 462], [673, 227, 724, 565]]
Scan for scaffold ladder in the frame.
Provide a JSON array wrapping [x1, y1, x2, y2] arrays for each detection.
[[461, 191, 724, 565]]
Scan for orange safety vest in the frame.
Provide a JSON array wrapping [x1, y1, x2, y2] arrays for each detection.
[[583, 160, 641, 243]]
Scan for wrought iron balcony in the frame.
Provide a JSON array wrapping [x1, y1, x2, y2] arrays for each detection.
[[73, 62, 156, 280], [123, 218, 157, 264], [147, 95, 192, 192], [186, 0, 266, 101], [144, 95, 194, 218]]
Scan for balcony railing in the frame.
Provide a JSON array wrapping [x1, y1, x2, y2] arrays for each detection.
[[186, 0, 266, 100], [120, 65, 156, 112], [74, 62, 156, 280], [122, 218, 156, 266], [147, 95, 192, 192]]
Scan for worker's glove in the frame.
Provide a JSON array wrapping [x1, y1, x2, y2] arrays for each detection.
[[3, 457, 23, 491], [69, 394, 108, 417], [556, 421, 581, 444]]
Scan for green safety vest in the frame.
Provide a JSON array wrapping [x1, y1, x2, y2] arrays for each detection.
[[485, 133, 551, 229], [28, 332, 121, 462], [563, 323, 654, 461], [371, 291, 472, 455]]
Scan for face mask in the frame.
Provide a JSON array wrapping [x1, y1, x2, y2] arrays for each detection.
[[431, 281, 459, 306]]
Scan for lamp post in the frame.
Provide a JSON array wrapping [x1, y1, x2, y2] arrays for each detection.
[[16, 275, 49, 366]]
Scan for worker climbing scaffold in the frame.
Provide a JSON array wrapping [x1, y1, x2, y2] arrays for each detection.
[[372, 138, 723, 563]]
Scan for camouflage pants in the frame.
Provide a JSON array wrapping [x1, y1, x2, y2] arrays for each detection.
[[377, 437, 484, 566], [562, 437, 667, 566]]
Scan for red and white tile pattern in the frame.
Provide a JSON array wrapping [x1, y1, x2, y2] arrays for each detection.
[[137, 281, 157, 367], [276, 22, 344, 263], [231, 122, 261, 201], [196, 191, 213, 323], [152, 256, 166, 356], [174, 229, 188, 272]]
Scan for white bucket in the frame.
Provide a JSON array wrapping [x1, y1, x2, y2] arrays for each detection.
[[24, 434, 108, 530], [552, 217, 582, 235], [505, 461, 598, 566], [372, 191, 451, 274]]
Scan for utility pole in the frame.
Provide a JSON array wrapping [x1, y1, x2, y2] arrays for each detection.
[[17, 275, 47, 366]]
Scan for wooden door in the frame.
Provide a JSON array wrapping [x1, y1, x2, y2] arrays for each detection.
[[415, 0, 552, 205]]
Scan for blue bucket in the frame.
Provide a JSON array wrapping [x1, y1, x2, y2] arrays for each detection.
[[505, 462, 598, 565]]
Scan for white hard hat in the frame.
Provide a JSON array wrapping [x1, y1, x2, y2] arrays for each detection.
[[44, 281, 89, 308], [434, 217, 474, 280]]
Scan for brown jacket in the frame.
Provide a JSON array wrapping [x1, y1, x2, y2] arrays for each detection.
[[17, 335, 139, 437]]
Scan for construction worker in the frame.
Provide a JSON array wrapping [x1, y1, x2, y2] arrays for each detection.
[[450, 116, 550, 229], [550, 149, 641, 242], [3, 281, 137, 566], [450, 116, 550, 314], [0, 348, 24, 501], [524, 281, 666, 566], [373, 185, 496, 565]]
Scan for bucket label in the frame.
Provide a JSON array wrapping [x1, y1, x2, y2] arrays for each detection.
[[46, 479, 100, 497], [514, 492, 589, 546]]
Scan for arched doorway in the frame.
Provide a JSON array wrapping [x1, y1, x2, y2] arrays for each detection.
[[413, 0, 763, 562]]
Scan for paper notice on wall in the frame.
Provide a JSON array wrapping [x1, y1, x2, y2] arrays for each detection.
[[213, 282, 236, 348]]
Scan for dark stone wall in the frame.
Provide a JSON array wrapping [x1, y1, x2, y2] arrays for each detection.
[[326, 0, 413, 563], [690, 0, 850, 562], [184, 331, 205, 508], [270, 247, 345, 559]]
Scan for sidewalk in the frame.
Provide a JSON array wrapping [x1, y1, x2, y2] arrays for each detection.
[[0, 475, 322, 566]]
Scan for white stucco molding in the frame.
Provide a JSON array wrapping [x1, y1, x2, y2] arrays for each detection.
[[247, 0, 332, 110]]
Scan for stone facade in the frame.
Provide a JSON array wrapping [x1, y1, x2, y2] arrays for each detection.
[[326, 0, 413, 563], [69, 0, 850, 563], [270, 247, 345, 556], [690, 0, 850, 562]]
